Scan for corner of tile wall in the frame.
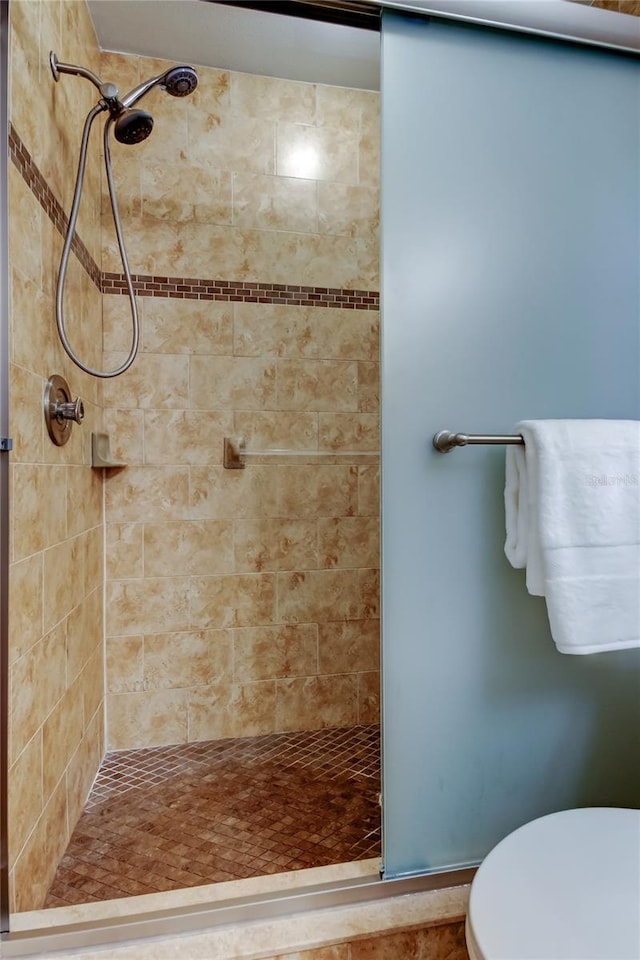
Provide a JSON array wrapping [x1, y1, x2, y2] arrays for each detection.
[[100, 51, 381, 750], [8, 0, 105, 912]]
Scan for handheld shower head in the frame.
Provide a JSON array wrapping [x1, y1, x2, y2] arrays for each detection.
[[160, 66, 198, 98], [120, 65, 198, 110], [113, 109, 154, 145]]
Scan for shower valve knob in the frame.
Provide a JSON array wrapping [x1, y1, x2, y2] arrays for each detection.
[[44, 375, 84, 446], [55, 397, 85, 424]]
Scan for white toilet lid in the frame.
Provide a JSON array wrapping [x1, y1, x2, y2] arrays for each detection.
[[467, 807, 640, 960]]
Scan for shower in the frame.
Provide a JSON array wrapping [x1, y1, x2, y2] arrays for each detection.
[[50, 53, 198, 378]]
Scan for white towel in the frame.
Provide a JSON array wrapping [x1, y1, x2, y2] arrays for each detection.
[[504, 419, 640, 654]]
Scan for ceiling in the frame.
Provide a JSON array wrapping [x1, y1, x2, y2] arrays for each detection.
[[86, 0, 640, 91], [86, 1, 381, 90]]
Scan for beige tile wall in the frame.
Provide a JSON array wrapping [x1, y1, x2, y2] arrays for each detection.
[[8, 0, 105, 912], [6, 0, 381, 907], [100, 53, 381, 748], [254, 920, 469, 960], [591, 1, 640, 13]]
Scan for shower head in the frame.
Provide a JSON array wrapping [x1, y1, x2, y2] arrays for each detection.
[[161, 66, 199, 98], [113, 109, 154, 145], [120, 65, 198, 110]]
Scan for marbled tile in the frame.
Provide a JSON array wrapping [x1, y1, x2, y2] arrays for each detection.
[[318, 413, 379, 451], [43, 535, 85, 633], [190, 355, 277, 411], [144, 519, 233, 576], [190, 573, 276, 629], [276, 360, 359, 412], [66, 465, 102, 539], [275, 465, 359, 519], [318, 620, 380, 674], [277, 568, 379, 623], [42, 678, 85, 798], [358, 361, 380, 413], [106, 578, 191, 636], [358, 125, 381, 189], [102, 408, 145, 464], [104, 466, 191, 522], [318, 516, 379, 569], [9, 362, 44, 462], [267, 949, 348, 960], [82, 526, 104, 598], [7, 166, 42, 292], [188, 681, 277, 740], [189, 465, 281, 521], [350, 921, 469, 959], [106, 637, 145, 694], [66, 586, 103, 684], [100, 51, 142, 100], [106, 523, 144, 581], [188, 108, 276, 175], [101, 353, 189, 409], [8, 731, 42, 868], [143, 629, 233, 690], [101, 154, 142, 220], [355, 236, 380, 288], [318, 181, 379, 239], [264, 230, 359, 289], [103, 294, 142, 355], [231, 72, 316, 123], [275, 675, 358, 731], [358, 671, 381, 725], [190, 63, 231, 111], [233, 519, 319, 572], [277, 122, 358, 184], [233, 623, 318, 681], [12, 777, 69, 913], [9, 552, 43, 664], [66, 709, 104, 841], [233, 172, 318, 233], [131, 102, 189, 168], [143, 409, 233, 465], [10, 266, 54, 379], [81, 649, 105, 723], [233, 303, 317, 358], [142, 162, 232, 225], [358, 465, 380, 516], [107, 689, 189, 750], [232, 411, 319, 451], [316, 85, 379, 133], [143, 297, 233, 356], [315, 310, 379, 362]]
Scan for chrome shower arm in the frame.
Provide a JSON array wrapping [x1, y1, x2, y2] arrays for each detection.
[[120, 73, 167, 110], [49, 52, 119, 102]]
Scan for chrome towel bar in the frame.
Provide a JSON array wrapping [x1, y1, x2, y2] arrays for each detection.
[[433, 430, 524, 453]]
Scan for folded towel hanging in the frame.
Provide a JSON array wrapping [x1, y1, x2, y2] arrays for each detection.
[[504, 419, 640, 655]]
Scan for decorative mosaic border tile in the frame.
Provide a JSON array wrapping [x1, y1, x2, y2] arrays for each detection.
[[10, 124, 379, 311], [9, 123, 102, 289], [102, 272, 379, 309]]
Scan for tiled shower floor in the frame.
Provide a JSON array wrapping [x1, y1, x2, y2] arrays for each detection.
[[45, 725, 381, 907]]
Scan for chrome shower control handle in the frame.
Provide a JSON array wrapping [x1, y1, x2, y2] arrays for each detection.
[[44, 375, 84, 446], [54, 396, 84, 424]]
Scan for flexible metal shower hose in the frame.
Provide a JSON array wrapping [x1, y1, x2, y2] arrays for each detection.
[[56, 103, 140, 379]]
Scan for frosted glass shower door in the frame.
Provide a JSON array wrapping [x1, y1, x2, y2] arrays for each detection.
[[381, 12, 640, 878]]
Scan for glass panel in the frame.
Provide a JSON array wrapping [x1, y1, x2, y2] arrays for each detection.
[[381, 11, 640, 878]]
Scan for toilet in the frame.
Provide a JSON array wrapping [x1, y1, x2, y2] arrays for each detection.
[[465, 807, 640, 960]]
